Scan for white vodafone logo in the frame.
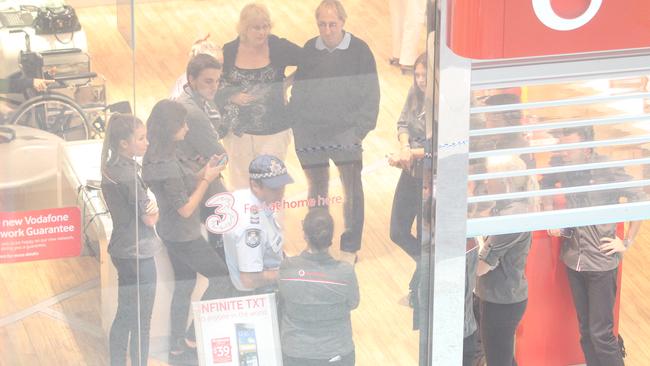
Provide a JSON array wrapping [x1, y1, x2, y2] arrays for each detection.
[[532, 0, 603, 31]]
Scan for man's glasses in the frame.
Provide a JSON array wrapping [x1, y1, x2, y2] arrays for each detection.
[[318, 22, 341, 29]]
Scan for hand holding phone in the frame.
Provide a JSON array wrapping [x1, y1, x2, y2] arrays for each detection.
[[209, 153, 228, 167], [203, 154, 227, 182]]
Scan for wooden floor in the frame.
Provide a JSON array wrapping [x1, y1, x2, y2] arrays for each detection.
[[1, 1, 649, 365]]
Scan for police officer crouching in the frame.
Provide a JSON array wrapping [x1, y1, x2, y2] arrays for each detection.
[[223, 155, 293, 294]]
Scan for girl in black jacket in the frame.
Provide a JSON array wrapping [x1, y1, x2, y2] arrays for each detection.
[[101, 113, 160, 366]]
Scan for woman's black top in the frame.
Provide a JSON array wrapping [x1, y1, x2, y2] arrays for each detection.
[[142, 155, 201, 243], [218, 34, 302, 136]]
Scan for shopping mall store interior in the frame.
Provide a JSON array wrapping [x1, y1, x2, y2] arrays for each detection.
[[1, 0, 649, 365]]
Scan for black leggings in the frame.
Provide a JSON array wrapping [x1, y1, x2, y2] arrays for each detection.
[[389, 170, 423, 261], [165, 237, 230, 344], [109, 256, 157, 366], [479, 299, 527, 366], [390, 170, 423, 298]]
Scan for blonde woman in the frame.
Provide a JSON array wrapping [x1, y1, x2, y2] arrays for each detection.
[[475, 155, 538, 366], [217, 3, 302, 190]]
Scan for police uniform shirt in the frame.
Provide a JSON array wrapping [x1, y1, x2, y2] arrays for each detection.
[[223, 188, 283, 291]]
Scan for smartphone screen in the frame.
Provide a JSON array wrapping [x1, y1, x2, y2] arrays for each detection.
[[210, 154, 228, 167], [235, 323, 259, 366]]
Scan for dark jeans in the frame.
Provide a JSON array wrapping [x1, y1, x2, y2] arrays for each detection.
[[165, 237, 230, 344], [389, 170, 423, 260], [479, 299, 527, 366], [109, 256, 157, 366], [391, 171, 423, 328], [304, 161, 364, 252], [283, 350, 355, 366], [566, 267, 624, 366]]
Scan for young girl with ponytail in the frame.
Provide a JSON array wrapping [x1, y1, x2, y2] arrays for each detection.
[[100, 113, 160, 366]]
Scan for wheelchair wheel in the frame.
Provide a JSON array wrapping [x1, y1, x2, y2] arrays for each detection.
[[10, 94, 90, 141]]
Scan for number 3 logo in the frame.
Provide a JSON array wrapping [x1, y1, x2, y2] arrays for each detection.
[[205, 193, 238, 234], [532, 0, 602, 31]]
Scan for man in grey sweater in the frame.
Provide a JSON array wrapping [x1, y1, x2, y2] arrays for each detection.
[[290, 0, 380, 264]]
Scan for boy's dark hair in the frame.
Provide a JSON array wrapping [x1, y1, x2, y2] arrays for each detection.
[[186, 53, 222, 82]]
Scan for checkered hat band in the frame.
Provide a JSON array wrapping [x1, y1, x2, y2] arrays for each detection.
[[250, 167, 288, 179]]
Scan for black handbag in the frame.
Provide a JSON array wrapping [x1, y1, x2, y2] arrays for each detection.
[[33, 5, 81, 35]]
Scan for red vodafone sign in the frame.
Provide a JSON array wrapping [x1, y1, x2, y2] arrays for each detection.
[[0, 207, 82, 264], [448, 0, 650, 59]]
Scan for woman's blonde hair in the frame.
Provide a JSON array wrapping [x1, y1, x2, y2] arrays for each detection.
[[237, 3, 272, 39], [486, 155, 540, 209]]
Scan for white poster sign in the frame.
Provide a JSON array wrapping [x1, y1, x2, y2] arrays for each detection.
[[192, 293, 283, 366]]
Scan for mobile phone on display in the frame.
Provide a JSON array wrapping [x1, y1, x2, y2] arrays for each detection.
[[235, 323, 259, 366]]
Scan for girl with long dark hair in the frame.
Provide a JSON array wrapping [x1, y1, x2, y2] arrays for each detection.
[[142, 99, 229, 363], [388, 53, 427, 307]]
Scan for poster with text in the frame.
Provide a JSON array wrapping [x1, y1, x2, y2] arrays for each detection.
[[1, 207, 81, 264], [193, 293, 283, 366]]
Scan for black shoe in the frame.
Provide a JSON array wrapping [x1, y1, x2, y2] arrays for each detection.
[[168, 339, 198, 365]]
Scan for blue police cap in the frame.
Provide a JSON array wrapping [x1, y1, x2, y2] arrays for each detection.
[[249, 155, 294, 189]]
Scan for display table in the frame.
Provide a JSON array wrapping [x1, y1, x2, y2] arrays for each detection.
[[0, 126, 62, 212]]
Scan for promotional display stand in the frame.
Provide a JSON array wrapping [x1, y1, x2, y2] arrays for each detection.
[[193, 294, 283, 366]]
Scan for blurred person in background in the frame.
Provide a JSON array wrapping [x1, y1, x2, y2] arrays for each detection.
[[388, 0, 427, 74]]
